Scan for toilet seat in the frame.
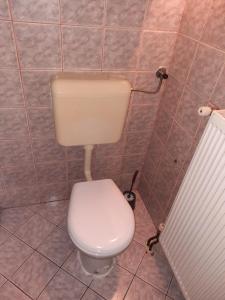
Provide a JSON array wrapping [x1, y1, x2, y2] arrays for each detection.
[[68, 179, 135, 258]]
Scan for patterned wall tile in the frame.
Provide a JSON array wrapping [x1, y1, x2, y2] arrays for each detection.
[[126, 104, 157, 132], [0, 109, 28, 139], [92, 155, 122, 179], [170, 35, 197, 82], [0, 139, 33, 168], [125, 130, 151, 155], [145, 132, 165, 168], [179, 0, 213, 39], [145, 0, 185, 31], [11, 0, 59, 22], [132, 72, 162, 104], [32, 138, 65, 162], [0, 21, 17, 67], [103, 29, 140, 69], [38, 182, 68, 202], [15, 23, 61, 69], [67, 159, 85, 181], [61, 0, 104, 26], [167, 121, 193, 168], [175, 87, 206, 137], [2, 165, 36, 188], [187, 44, 225, 98], [65, 146, 84, 161], [121, 154, 144, 174], [0, 0, 9, 19], [28, 108, 55, 138], [154, 151, 180, 207], [2, 185, 40, 207], [63, 26, 102, 69], [22, 71, 57, 107], [36, 161, 67, 184], [139, 32, 176, 71], [212, 66, 225, 108], [0, 69, 24, 107], [202, 0, 225, 51], [106, 0, 147, 27], [154, 108, 173, 142], [159, 75, 183, 117]]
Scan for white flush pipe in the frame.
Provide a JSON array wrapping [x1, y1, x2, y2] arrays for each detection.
[[84, 144, 94, 181]]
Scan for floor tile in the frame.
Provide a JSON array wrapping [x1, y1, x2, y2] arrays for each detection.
[[12, 252, 58, 299], [16, 214, 55, 249], [82, 288, 104, 300], [117, 240, 146, 274], [90, 265, 133, 300], [0, 226, 11, 246], [125, 276, 165, 300], [62, 249, 93, 286], [0, 236, 33, 279], [0, 207, 34, 233], [38, 269, 86, 300], [0, 281, 30, 300], [58, 216, 67, 231], [32, 201, 68, 225], [136, 252, 173, 293], [38, 227, 74, 266], [167, 276, 185, 300], [0, 273, 7, 287]]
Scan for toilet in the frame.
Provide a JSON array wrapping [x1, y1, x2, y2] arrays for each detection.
[[51, 73, 135, 276], [68, 179, 135, 276]]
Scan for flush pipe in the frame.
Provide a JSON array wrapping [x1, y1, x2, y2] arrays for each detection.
[[84, 144, 94, 181]]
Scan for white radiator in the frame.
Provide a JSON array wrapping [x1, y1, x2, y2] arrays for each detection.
[[160, 110, 225, 300]]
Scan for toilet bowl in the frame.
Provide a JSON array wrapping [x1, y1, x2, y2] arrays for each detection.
[[68, 179, 135, 277]]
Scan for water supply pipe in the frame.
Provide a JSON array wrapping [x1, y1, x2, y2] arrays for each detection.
[[84, 144, 94, 181]]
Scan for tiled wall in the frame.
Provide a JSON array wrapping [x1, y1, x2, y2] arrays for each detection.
[[139, 0, 225, 226], [0, 0, 183, 208]]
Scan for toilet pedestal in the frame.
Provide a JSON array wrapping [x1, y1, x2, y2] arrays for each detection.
[[78, 251, 114, 277]]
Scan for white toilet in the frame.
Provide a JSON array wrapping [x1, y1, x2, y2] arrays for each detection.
[[51, 73, 135, 276]]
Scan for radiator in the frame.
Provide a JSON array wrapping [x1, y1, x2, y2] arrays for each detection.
[[160, 110, 225, 300]]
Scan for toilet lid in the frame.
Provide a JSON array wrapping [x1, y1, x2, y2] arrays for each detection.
[[68, 179, 135, 257]]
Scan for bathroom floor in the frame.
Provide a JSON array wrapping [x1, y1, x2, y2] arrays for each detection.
[[0, 193, 184, 300]]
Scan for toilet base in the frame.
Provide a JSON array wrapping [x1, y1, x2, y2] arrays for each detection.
[[78, 251, 115, 278]]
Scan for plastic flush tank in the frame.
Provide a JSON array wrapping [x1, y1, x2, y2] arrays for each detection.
[[51, 73, 131, 147]]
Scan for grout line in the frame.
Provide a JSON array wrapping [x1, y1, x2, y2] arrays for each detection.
[[58, 0, 64, 71], [36, 267, 61, 299], [7, 1, 40, 188], [178, 32, 225, 55], [3, 279, 33, 299]]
